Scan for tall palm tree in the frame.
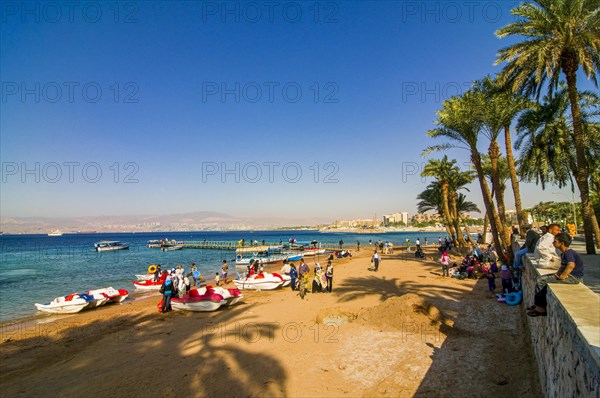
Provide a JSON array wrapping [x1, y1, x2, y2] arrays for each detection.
[[476, 76, 532, 236], [424, 91, 508, 258], [482, 155, 511, 227], [496, 0, 600, 253], [515, 88, 600, 243]]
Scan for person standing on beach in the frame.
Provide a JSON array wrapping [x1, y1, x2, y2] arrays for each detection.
[[441, 251, 450, 277], [416, 238, 421, 251], [357, 240, 360, 251], [371, 251, 381, 271], [325, 261, 334, 292], [406, 239, 411, 252], [289, 264, 298, 290], [339, 239, 344, 249], [160, 275, 175, 313], [221, 260, 229, 284], [299, 259, 310, 278]]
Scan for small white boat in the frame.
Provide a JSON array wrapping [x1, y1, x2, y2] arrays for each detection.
[[85, 291, 109, 308], [88, 287, 129, 303], [94, 241, 130, 252], [233, 272, 285, 290], [171, 289, 226, 312], [34, 293, 94, 314], [162, 244, 184, 252], [135, 273, 155, 281], [48, 229, 63, 236], [132, 279, 163, 291]]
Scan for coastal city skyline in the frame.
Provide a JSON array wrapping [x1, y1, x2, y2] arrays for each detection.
[[0, 1, 588, 223]]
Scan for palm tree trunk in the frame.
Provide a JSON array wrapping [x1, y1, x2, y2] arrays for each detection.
[[449, 191, 468, 247], [504, 125, 527, 237], [472, 150, 507, 260], [483, 212, 489, 244], [562, 59, 600, 253], [489, 140, 511, 249], [462, 222, 477, 246], [440, 183, 458, 246]]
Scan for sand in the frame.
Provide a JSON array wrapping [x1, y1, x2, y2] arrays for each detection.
[[0, 246, 541, 397]]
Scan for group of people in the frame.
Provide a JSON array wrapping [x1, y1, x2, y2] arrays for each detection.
[[440, 223, 585, 318], [280, 258, 334, 293], [158, 260, 230, 313], [515, 224, 585, 317]]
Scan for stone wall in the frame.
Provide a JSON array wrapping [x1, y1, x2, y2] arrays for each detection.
[[515, 240, 600, 397]]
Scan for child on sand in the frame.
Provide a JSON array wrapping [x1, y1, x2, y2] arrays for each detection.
[[215, 272, 221, 286], [486, 269, 496, 296], [500, 265, 512, 293]]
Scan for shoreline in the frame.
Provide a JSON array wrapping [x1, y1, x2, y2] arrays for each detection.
[[0, 247, 540, 397]]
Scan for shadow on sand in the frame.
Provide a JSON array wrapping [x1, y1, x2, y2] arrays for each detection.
[[0, 300, 288, 397]]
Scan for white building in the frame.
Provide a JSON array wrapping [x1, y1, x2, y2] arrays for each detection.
[[383, 212, 409, 226]]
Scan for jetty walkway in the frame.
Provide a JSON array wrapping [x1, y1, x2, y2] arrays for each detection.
[[180, 241, 343, 251]]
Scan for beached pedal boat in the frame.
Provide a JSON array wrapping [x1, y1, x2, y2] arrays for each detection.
[[132, 279, 163, 291], [171, 289, 226, 312], [233, 272, 284, 290], [88, 287, 129, 303], [198, 286, 244, 306], [34, 293, 95, 314]]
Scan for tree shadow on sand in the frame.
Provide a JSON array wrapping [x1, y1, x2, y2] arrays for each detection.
[[334, 276, 469, 304], [0, 299, 288, 397]]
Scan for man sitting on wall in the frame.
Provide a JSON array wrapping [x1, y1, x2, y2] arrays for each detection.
[[533, 223, 561, 269], [527, 232, 584, 317], [513, 224, 540, 270]]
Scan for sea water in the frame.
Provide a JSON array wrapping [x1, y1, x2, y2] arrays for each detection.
[[0, 230, 448, 322]]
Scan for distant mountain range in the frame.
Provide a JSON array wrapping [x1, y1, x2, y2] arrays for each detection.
[[0, 211, 328, 234]]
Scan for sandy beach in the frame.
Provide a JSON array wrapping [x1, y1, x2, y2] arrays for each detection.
[[0, 247, 541, 397]]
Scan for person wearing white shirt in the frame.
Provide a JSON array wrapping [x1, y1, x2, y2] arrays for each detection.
[[533, 224, 561, 269]]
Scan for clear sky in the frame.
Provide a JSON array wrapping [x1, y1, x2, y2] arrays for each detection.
[[0, 1, 588, 222]]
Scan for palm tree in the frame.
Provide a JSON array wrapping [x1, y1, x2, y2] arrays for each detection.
[[416, 182, 456, 240], [448, 167, 477, 246], [424, 91, 508, 258], [482, 155, 511, 227], [475, 76, 532, 236], [422, 156, 464, 246], [416, 181, 480, 245], [515, 88, 600, 242], [496, 0, 600, 253]]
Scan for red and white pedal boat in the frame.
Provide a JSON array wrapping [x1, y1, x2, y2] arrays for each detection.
[[171, 289, 227, 312]]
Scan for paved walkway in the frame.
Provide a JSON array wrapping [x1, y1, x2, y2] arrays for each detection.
[[571, 237, 599, 295]]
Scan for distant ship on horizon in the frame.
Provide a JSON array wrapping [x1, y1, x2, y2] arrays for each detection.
[[76, 230, 97, 234], [48, 229, 64, 236]]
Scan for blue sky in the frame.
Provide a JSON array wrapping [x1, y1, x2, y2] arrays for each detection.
[[0, 1, 588, 222]]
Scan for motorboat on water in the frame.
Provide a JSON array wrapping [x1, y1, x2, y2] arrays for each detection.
[[48, 229, 64, 236], [171, 289, 227, 312], [34, 293, 95, 314], [94, 241, 130, 252], [233, 272, 285, 290], [235, 245, 287, 266], [162, 244, 184, 252], [284, 241, 328, 257]]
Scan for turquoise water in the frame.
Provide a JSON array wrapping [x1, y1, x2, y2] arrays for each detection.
[[0, 230, 447, 322]]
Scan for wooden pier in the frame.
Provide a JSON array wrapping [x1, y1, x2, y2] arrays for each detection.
[[181, 241, 343, 251]]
